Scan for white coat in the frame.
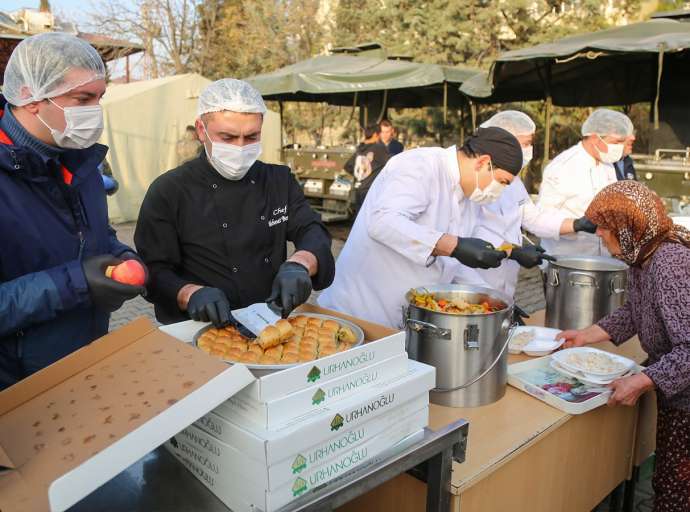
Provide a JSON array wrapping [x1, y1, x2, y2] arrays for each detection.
[[318, 146, 478, 329], [448, 177, 565, 298], [536, 142, 617, 257]]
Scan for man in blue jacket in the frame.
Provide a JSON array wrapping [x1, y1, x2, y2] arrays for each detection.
[[0, 33, 146, 389], [614, 131, 637, 181]]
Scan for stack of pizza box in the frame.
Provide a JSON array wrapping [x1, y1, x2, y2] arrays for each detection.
[[166, 330, 435, 512]]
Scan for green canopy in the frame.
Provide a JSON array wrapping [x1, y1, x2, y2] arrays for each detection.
[[246, 53, 479, 109], [460, 19, 690, 106]]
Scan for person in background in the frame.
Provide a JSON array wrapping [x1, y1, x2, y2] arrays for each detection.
[[536, 109, 634, 257], [558, 180, 690, 512], [176, 124, 202, 165], [0, 33, 146, 389], [318, 127, 523, 328], [344, 124, 389, 215], [135, 79, 334, 326], [452, 110, 594, 300], [379, 119, 404, 156], [614, 130, 637, 181]]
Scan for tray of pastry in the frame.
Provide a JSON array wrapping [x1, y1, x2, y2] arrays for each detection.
[[193, 313, 365, 373]]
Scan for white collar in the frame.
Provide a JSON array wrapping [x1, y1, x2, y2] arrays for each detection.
[[445, 145, 461, 187]]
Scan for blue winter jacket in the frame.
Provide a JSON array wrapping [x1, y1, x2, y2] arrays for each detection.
[[0, 96, 131, 387]]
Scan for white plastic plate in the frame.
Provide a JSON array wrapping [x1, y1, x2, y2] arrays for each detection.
[[508, 326, 562, 355], [523, 339, 564, 357], [551, 347, 635, 379], [550, 359, 619, 389]]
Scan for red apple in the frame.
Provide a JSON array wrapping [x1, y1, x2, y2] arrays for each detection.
[[105, 260, 146, 286]]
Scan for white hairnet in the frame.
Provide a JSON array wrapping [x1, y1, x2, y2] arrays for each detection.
[[198, 78, 267, 116], [3, 32, 105, 107], [581, 109, 634, 137], [480, 110, 536, 136]]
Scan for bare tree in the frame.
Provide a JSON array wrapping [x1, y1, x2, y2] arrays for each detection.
[[88, 0, 204, 78]]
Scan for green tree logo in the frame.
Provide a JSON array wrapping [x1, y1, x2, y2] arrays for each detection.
[[330, 413, 344, 431], [291, 454, 307, 474], [312, 388, 326, 405], [307, 366, 321, 383], [292, 477, 308, 496]]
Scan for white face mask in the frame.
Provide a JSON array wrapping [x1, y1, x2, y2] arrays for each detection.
[[521, 145, 533, 168], [202, 122, 261, 181], [37, 99, 104, 149], [468, 162, 507, 205], [596, 136, 624, 164]]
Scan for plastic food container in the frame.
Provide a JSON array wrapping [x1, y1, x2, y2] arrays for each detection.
[[508, 326, 563, 356], [523, 340, 564, 357], [551, 347, 635, 380], [549, 359, 634, 387]]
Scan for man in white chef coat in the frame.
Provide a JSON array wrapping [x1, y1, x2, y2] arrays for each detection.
[[318, 127, 524, 328], [455, 111, 596, 298], [536, 109, 634, 257]]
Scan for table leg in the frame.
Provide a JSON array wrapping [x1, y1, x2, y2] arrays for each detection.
[[425, 446, 453, 512], [622, 466, 640, 512], [609, 482, 625, 512]]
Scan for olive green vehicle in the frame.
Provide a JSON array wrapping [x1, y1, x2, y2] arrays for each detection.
[[634, 150, 690, 213], [283, 146, 357, 222]]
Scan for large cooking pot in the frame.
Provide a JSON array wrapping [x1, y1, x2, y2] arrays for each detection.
[[545, 256, 627, 331], [404, 284, 514, 408]]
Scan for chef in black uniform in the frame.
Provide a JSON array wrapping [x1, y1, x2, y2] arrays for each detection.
[[134, 79, 335, 326]]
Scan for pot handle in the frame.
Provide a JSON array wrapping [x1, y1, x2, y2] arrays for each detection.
[[406, 318, 452, 340], [609, 275, 626, 295], [568, 272, 598, 288], [548, 269, 559, 288], [432, 320, 517, 393]]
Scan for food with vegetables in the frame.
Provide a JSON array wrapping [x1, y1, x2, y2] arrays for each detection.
[[410, 290, 501, 314], [197, 316, 358, 364]]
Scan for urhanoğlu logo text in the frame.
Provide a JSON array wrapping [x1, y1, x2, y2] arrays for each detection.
[[268, 204, 288, 227]]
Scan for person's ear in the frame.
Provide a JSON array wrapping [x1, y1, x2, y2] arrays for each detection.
[[592, 135, 608, 152], [475, 155, 490, 172], [195, 118, 206, 143], [23, 100, 44, 115]]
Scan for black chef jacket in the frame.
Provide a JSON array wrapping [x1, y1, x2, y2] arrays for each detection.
[[134, 155, 335, 324]]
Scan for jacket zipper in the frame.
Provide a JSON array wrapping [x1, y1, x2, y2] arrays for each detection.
[[77, 230, 86, 260]]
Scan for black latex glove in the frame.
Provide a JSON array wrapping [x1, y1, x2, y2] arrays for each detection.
[[509, 245, 556, 268], [119, 251, 150, 287], [82, 255, 145, 312], [573, 216, 597, 234], [187, 287, 232, 327], [267, 261, 312, 318], [512, 305, 530, 326], [451, 238, 507, 269]]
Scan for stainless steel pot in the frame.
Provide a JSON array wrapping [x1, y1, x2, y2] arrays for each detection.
[[544, 256, 627, 331], [404, 284, 514, 408]]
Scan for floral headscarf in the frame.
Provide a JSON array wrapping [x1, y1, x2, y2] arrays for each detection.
[[586, 181, 690, 266]]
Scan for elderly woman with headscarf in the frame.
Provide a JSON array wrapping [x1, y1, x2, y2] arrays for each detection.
[[558, 180, 690, 512]]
